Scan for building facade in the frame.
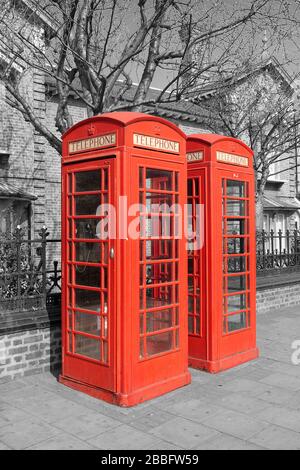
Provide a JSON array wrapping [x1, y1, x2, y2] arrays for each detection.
[[0, 3, 299, 242]]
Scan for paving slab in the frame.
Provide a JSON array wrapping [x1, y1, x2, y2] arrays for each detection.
[[53, 411, 122, 440], [252, 405, 300, 433], [201, 409, 269, 440], [0, 304, 299, 450], [148, 416, 220, 449], [26, 433, 98, 450], [259, 372, 300, 392], [86, 424, 161, 450], [249, 424, 300, 450], [194, 434, 266, 450], [0, 418, 61, 450]]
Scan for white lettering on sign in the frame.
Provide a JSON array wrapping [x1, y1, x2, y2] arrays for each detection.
[[187, 151, 204, 162], [216, 151, 248, 167], [133, 133, 180, 153], [69, 133, 116, 154]]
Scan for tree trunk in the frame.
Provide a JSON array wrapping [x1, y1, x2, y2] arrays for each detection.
[[255, 191, 264, 230]]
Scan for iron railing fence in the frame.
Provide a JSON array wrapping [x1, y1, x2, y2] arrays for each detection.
[[0, 227, 61, 314], [256, 229, 300, 274], [0, 227, 298, 314]]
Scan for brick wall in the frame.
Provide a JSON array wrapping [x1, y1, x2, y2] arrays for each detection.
[[0, 278, 299, 381], [257, 282, 300, 314], [0, 325, 61, 383]]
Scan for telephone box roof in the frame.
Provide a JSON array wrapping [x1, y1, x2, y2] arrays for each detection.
[[188, 133, 253, 154], [63, 111, 186, 139]]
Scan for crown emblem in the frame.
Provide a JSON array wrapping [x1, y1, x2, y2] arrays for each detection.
[[88, 124, 96, 136]]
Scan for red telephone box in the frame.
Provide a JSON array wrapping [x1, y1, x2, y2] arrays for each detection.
[[60, 112, 190, 406], [187, 134, 259, 373]]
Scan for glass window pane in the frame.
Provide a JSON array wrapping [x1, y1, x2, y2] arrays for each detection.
[[226, 200, 246, 216], [68, 310, 72, 329], [74, 335, 100, 360], [146, 240, 173, 259], [226, 294, 247, 313], [195, 316, 200, 334], [140, 314, 144, 334], [195, 297, 200, 315], [188, 296, 194, 314], [75, 311, 100, 336], [103, 342, 108, 363], [175, 173, 179, 192], [75, 170, 101, 192], [75, 219, 100, 239], [146, 331, 173, 356], [68, 332, 73, 352], [225, 238, 248, 254], [75, 195, 100, 215], [146, 193, 173, 212], [75, 266, 101, 288], [146, 308, 173, 333], [140, 338, 145, 359], [226, 220, 246, 235], [188, 316, 194, 333], [146, 286, 173, 309], [145, 262, 176, 285], [139, 168, 144, 188], [227, 256, 247, 273], [142, 216, 175, 238], [226, 180, 246, 197], [227, 275, 247, 293], [75, 288, 100, 311], [103, 169, 108, 190], [75, 243, 101, 263], [227, 313, 247, 332], [146, 169, 173, 191]]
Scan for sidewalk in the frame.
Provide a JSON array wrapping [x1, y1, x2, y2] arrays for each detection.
[[0, 305, 300, 450]]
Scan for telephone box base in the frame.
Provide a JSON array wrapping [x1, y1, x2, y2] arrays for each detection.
[[59, 372, 191, 407], [188, 348, 259, 374]]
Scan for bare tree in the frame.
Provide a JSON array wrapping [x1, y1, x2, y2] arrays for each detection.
[[0, 0, 298, 155], [197, 60, 300, 228]]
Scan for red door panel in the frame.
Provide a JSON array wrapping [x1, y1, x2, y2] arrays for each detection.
[[62, 158, 116, 391]]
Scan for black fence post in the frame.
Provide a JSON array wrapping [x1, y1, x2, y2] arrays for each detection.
[[38, 226, 50, 307], [14, 226, 24, 302]]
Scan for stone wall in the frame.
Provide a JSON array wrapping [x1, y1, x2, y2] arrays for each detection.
[[257, 281, 300, 314], [0, 323, 61, 383], [0, 278, 299, 382]]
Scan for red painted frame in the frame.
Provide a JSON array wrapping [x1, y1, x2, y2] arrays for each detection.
[[187, 134, 259, 373], [60, 112, 191, 406]]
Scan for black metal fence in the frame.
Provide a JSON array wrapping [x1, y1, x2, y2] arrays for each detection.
[[0, 227, 299, 315], [0, 227, 61, 315], [256, 229, 300, 274]]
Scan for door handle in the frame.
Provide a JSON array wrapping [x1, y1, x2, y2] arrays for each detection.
[[110, 248, 115, 259]]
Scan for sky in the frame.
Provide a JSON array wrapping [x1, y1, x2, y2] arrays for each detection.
[[123, 0, 300, 90]]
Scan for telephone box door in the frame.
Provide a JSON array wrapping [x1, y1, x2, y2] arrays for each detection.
[[187, 169, 207, 360], [218, 170, 256, 358], [62, 158, 116, 392]]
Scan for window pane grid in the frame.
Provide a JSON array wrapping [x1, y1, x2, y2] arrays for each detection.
[[187, 177, 202, 336], [66, 167, 110, 365], [139, 167, 180, 359], [222, 179, 250, 335]]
